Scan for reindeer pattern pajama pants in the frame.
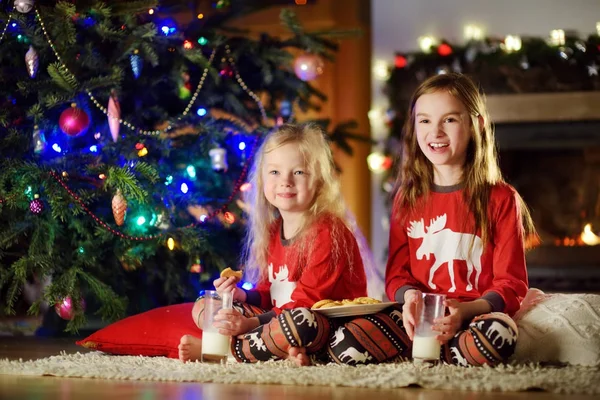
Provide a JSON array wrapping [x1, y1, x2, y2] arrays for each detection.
[[229, 301, 518, 366]]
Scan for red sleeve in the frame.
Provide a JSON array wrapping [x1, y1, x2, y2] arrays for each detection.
[[486, 188, 529, 316], [285, 224, 367, 309], [250, 279, 273, 310], [385, 200, 421, 302]]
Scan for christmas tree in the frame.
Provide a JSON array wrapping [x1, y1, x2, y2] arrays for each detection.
[[0, 0, 363, 332]]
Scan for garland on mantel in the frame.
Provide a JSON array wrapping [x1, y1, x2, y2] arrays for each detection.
[[386, 33, 600, 120]]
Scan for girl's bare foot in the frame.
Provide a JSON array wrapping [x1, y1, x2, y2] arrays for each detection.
[[288, 347, 310, 366], [178, 334, 203, 362]]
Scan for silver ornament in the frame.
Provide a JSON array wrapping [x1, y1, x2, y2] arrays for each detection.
[[25, 46, 38, 78], [209, 147, 228, 171], [14, 0, 34, 13], [130, 54, 142, 78], [33, 125, 46, 154]]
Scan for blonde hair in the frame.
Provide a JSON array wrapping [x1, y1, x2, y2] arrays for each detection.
[[243, 123, 353, 282], [394, 73, 536, 246]]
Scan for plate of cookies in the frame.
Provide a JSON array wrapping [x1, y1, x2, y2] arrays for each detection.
[[311, 297, 396, 318]]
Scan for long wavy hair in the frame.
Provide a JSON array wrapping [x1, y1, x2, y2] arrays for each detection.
[[394, 73, 536, 246], [243, 123, 354, 282]]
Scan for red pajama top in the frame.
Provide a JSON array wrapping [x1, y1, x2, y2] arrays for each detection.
[[385, 183, 529, 316]]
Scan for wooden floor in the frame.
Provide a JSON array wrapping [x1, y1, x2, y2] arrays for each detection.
[[0, 337, 595, 400]]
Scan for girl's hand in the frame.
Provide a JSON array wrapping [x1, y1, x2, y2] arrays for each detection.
[[213, 308, 257, 336], [213, 276, 246, 302], [433, 298, 464, 343], [402, 289, 422, 340]]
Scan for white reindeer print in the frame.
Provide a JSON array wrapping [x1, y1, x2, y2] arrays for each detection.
[[407, 214, 482, 293], [338, 347, 372, 364], [331, 326, 345, 347], [473, 320, 485, 331], [390, 310, 403, 324], [450, 347, 469, 367], [292, 308, 317, 328], [485, 321, 516, 349], [268, 264, 297, 307], [245, 332, 267, 352]]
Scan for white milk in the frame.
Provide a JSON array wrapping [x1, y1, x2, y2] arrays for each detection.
[[412, 335, 441, 361], [202, 331, 230, 362]]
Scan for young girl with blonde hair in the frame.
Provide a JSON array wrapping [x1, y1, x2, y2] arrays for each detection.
[[179, 123, 371, 365]]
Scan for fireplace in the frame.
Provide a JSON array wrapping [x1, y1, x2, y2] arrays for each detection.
[[491, 92, 600, 292]]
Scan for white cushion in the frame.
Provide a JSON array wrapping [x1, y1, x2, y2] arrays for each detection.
[[511, 288, 600, 366]]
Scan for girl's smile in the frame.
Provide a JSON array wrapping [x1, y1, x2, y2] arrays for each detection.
[[414, 90, 472, 185]]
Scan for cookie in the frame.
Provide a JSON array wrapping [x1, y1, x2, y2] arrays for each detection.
[[312, 299, 335, 309], [220, 267, 243, 280]]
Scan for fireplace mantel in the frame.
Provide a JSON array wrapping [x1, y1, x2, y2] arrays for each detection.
[[487, 92, 600, 123]]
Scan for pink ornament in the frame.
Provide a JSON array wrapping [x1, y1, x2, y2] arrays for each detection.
[[55, 297, 85, 320], [293, 53, 324, 81], [59, 104, 90, 137], [107, 90, 121, 142], [219, 65, 234, 78], [29, 195, 43, 214]]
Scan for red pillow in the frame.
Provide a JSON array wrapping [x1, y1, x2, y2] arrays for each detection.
[[76, 302, 201, 359]]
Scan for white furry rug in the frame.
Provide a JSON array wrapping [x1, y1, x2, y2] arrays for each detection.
[[1, 352, 599, 394]]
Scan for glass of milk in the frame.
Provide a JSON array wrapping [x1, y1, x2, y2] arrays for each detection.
[[201, 290, 233, 363], [412, 293, 446, 364]]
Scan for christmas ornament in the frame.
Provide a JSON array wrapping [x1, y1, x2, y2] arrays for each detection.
[[154, 210, 170, 230], [215, 0, 230, 9], [130, 52, 142, 78], [107, 89, 120, 142], [178, 71, 192, 99], [394, 54, 408, 68], [189, 256, 202, 273], [588, 63, 599, 76], [279, 100, 292, 118], [29, 194, 43, 214], [32, 125, 46, 154], [209, 147, 228, 171], [14, 0, 34, 13], [219, 65, 234, 78], [437, 43, 453, 56], [111, 189, 127, 226], [59, 104, 90, 136], [25, 45, 38, 78], [119, 256, 141, 271], [293, 53, 324, 81], [55, 296, 85, 320]]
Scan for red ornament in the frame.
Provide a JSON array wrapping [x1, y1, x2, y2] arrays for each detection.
[[394, 54, 408, 68], [219, 65, 234, 78], [55, 297, 85, 320], [59, 104, 90, 136], [29, 194, 43, 214], [438, 43, 453, 57]]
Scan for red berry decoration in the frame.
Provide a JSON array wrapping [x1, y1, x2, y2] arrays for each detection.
[[29, 194, 43, 214], [438, 43, 453, 56], [394, 54, 408, 68], [59, 103, 90, 137]]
